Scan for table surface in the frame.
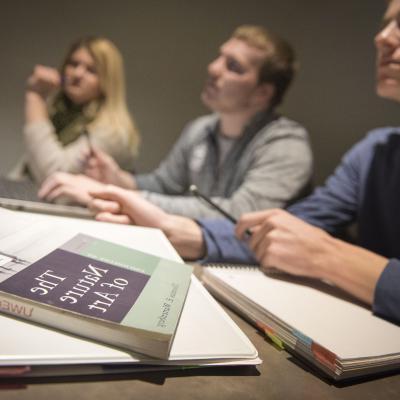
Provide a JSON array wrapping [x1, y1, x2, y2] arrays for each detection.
[[1, 263, 400, 400]]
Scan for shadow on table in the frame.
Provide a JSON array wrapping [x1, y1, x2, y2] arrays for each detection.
[[0, 364, 260, 389]]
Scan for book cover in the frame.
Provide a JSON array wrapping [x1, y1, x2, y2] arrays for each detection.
[[0, 233, 192, 359]]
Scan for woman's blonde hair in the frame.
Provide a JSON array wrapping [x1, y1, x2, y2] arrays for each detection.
[[60, 36, 140, 155]]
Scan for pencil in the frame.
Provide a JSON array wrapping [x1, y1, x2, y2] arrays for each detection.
[[189, 185, 252, 236]]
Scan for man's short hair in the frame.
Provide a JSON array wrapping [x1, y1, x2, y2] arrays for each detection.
[[232, 25, 297, 108]]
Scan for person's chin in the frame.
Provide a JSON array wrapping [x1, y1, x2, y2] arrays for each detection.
[[377, 80, 400, 102], [64, 86, 88, 103], [65, 92, 87, 106], [200, 91, 217, 110]]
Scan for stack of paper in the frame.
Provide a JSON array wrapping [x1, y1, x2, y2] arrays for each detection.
[[202, 265, 400, 380]]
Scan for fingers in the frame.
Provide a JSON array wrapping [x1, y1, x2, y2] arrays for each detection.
[[84, 151, 102, 170], [40, 185, 66, 202], [38, 172, 74, 200], [28, 65, 61, 93], [44, 185, 91, 205], [84, 152, 108, 181], [235, 209, 278, 240], [84, 162, 101, 181], [89, 185, 125, 203], [235, 209, 294, 270], [248, 223, 274, 261], [38, 173, 66, 199], [77, 148, 91, 171], [85, 157, 99, 170], [90, 147, 113, 168], [33, 65, 60, 81], [90, 146, 103, 159], [97, 148, 114, 164], [83, 147, 121, 185], [79, 145, 91, 162], [89, 198, 121, 214], [95, 212, 131, 225], [91, 185, 168, 228], [38, 173, 94, 205], [89, 188, 133, 226]]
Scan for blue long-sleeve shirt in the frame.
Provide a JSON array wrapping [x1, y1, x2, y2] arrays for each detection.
[[199, 127, 400, 324]]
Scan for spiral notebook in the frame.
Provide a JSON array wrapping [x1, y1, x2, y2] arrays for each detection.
[[201, 264, 400, 381]]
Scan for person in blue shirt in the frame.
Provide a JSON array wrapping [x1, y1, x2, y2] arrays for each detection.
[[86, 0, 400, 324]]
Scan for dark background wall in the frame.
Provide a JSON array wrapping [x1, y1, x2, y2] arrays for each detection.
[[1, 0, 398, 185]]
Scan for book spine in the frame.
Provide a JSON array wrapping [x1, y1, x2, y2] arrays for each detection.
[[0, 288, 104, 341], [0, 293, 35, 320], [0, 290, 170, 359]]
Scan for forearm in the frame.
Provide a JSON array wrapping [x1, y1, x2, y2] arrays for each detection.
[[157, 213, 257, 263], [24, 122, 89, 183], [316, 237, 387, 305], [160, 215, 206, 261], [25, 91, 49, 123]]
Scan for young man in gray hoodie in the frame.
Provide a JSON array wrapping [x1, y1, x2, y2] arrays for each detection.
[[39, 25, 312, 219]]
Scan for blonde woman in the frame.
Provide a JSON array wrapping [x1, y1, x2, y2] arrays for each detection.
[[11, 36, 140, 183]]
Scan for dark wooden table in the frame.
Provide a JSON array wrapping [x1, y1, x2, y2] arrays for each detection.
[[1, 300, 400, 400]]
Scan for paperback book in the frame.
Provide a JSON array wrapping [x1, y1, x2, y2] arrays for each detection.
[[0, 233, 192, 359]]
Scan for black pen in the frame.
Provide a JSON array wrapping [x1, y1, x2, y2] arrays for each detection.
[[189, 185, 252, 236]]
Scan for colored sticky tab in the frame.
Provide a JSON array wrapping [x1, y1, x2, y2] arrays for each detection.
[[293, 329, 313, 347], [256, 321, 284, 350], [265, 331, 285, 350], [312, 342, 337, 370]]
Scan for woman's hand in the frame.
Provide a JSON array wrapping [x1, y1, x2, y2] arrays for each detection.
[[84, 148, 137, 189], [26, 65, 61, 99], [25, 65, 61, 123]]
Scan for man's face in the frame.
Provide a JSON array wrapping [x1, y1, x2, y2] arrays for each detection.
[[375, 0, 400, 102], [201, 38, 268, 114]]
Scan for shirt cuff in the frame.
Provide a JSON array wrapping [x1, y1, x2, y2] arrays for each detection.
[[373, 258, 400, 324], [197, 218, 257, 264]]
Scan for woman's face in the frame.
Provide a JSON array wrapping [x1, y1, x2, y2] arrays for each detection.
[[63, 47, 102, 105]]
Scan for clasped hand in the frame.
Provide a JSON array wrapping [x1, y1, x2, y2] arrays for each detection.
[[26, 65, 61, 98], [235, 209, 332, 280]]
